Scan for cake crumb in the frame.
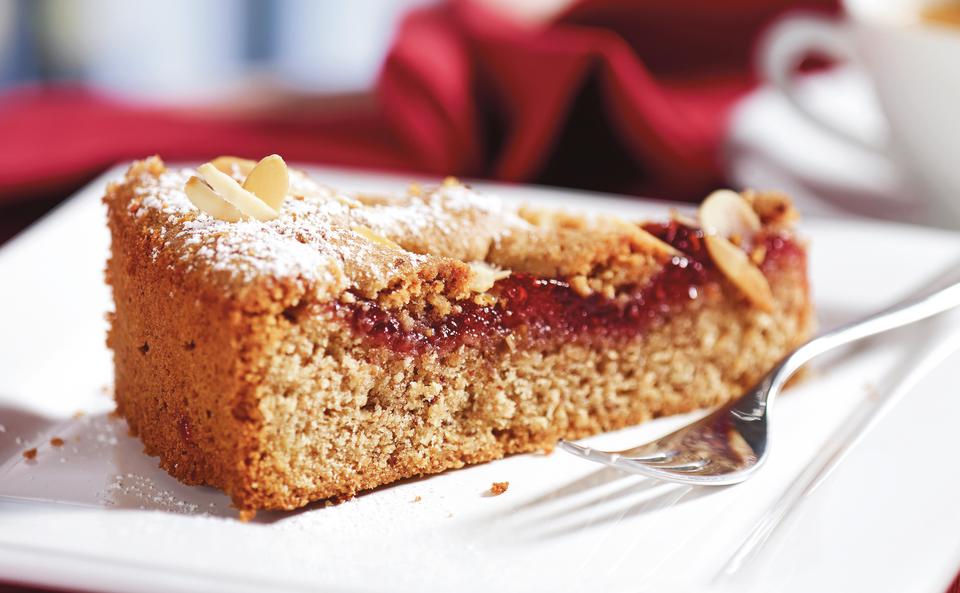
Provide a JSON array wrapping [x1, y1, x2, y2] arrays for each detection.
[[489, 481, 509, 496], [238, 509, 257, 522], [412, 495, 422, 503], [72, 410, 86, 419], [22, 448, 38, 460], [50, 437, 65, 447]]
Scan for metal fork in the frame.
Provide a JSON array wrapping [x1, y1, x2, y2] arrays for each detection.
[[559, 276, 960, 485]]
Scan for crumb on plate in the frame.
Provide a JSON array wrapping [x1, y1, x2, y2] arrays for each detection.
[[489, 481, 509, 496]]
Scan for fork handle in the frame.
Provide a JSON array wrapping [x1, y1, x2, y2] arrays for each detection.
[[781, 276, 960, 379]]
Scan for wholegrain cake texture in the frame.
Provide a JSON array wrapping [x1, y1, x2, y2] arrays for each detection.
[[105, 156, 813, 516]]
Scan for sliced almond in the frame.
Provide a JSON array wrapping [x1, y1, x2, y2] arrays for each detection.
[[184, 176, 242, 222], [197, 163, 279, 221], [352, 225, 403, 251], [603, 215, 681, 258], [699, 189, 773, 310], [705, 235, 774, 312], [632, 226, 681, 258], [332, 192, 363, 209], [242, 154, 289, 210], [468, 261, 511, 293], [669, 209, 699, 228], [211, 156, 257, 178], [699, 189, 761, 240]]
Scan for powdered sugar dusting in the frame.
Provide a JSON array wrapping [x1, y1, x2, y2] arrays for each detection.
[[121, 164, 528, 300], [356, 183, 526, 240], [103, 473, 202, 515]]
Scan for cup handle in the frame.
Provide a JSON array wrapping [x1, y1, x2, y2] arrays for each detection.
[[759, 15, 887, 156]]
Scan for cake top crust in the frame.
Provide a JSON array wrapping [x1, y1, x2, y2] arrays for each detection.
[[105, 157, 798, 312]]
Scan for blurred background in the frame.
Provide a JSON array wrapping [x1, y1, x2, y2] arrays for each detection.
[[2, 0, 960, 244]]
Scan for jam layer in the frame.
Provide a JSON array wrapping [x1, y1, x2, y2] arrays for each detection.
[[337, 222, 803, 355]]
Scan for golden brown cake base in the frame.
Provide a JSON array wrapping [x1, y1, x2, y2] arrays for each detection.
[[105, 158, 813, 516]]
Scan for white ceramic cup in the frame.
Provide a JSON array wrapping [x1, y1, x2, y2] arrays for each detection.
[[760, 0, 960, 227]]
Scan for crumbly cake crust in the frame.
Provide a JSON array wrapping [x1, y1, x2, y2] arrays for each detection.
[[105, 158, 814, 515]]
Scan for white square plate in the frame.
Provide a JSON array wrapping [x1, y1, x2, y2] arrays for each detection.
[[1, 166, 959, 593]]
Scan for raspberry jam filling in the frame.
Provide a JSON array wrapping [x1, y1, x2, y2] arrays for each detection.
[[338, 222, 802, 355]]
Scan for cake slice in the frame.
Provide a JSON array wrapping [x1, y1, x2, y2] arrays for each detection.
[[104, 156, 813, 517]]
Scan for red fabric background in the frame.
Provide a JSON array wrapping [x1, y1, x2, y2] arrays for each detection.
[[0, 0, 837, 209]]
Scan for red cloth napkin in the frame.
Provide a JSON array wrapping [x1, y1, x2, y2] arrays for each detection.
[[0, 0, 836, 206]]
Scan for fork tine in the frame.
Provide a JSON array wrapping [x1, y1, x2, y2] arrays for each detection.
[[653, 458, 710, 472], [615, 456, 710, 475], [617, 450, 677, 463], [560, 441, 688, 469], [558, 440, 620, 465]]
